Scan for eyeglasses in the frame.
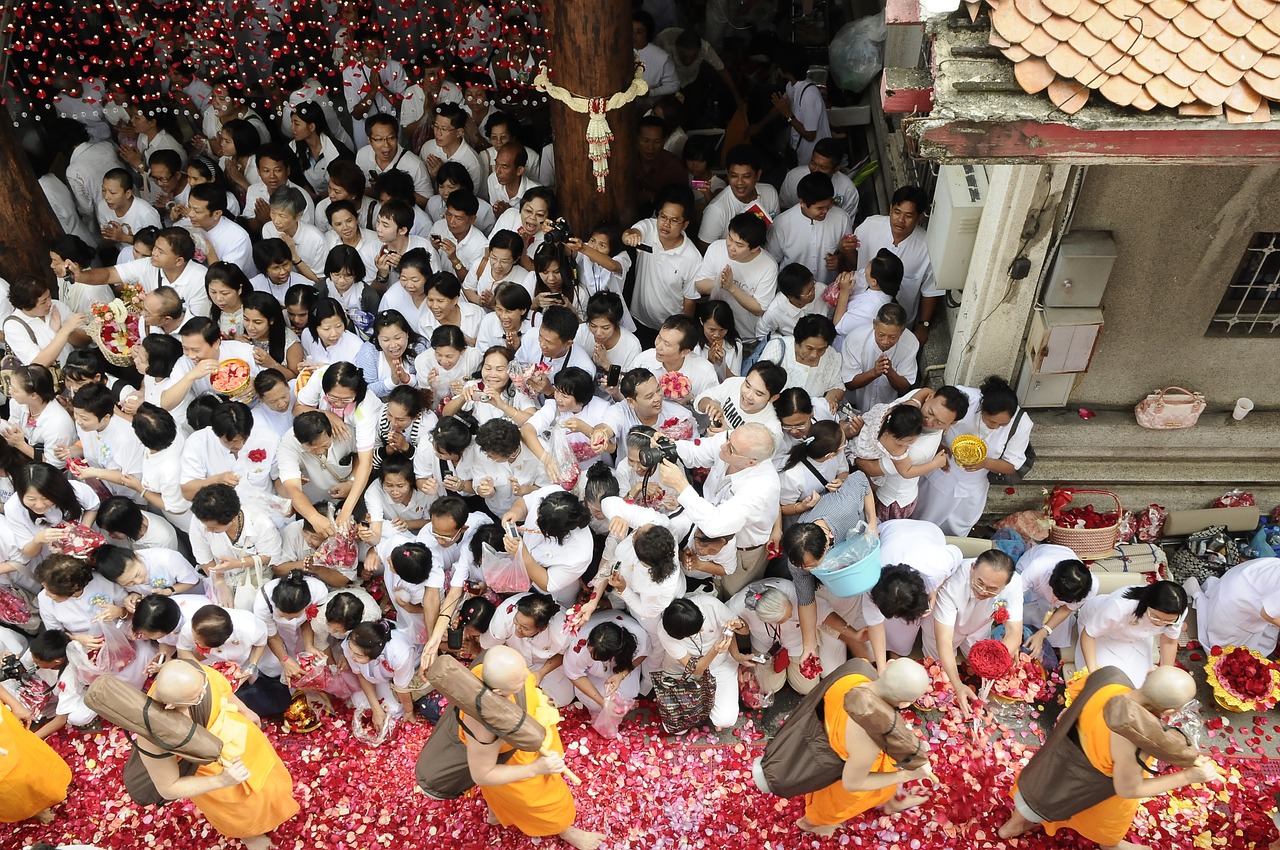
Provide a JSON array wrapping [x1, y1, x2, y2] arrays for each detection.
[[325, 393, 357, 408], [431, 527, 462, 544], [369, 135, 397, 144], [781, 419, 812, 434], [970, 573, 1003, 597], [1145, 611, 1181, 628], [432, 123, 456, 134]]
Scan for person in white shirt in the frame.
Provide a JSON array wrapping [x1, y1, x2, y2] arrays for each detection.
[[243, 147, 316, 233], [629, 314, 720, 405], [484, 143, 541, 218], [187, 184, 257, 276], [40, 171, 97, 246], [1016, 544, 1097, 659], [1078, 582, 1187, 689], [1, 276, 87, 369], [293, 362, 382, 531], [695, 363, 787, 447], [623, 189, 704, 334], [513, 306, 596, 395], [778, 138, 860, 220], [68, 226, 212, 318], [765, 173, 853, 288], [727, 578, 852, 695], [355, 113, 432, 206], [583, 292, 642, 385], [126, 402, 193, 531], [94, 543, 201, 599], [1189, 557, 1280, 655], [371, 201, 432, 289], [754, 315, 845, 407], [169, 317, 262, 402], [501, 486, 594, 608], [62, 120, 125, 233], [427, 161, 496, 234], [688, 212, 778, 341], [841, 304, 919, 412], [277, 411, 360, 517], [926, 550, 1024, 718], [54, 77, 112, 142], [261, 186, 328, 277], [289, 102, 354, 198], [914, 377, 1033, 537], [322, 200, 383, 277], [696, 145, 779, 247], [833, 250, 903, 350], [478, 591, 574, 706], [658, 594, 743, 729], [470, 418, 552, 517], [67, 383, 144, 499], [633, 12, 680, 102], [563, 610, 650, 718], [188, 485, 284, 605], [180, 603, 283, 684], [97, 168, 162, 250], [764, 45, 832, 166], [141, 287, 191, 338], [420, 103, 485, 193], [314, 160, 376, 234], [253, 570, 331, 681], [754, 263, 822, 342], [659, 424, 780, 595], [593, 367, 696, 456], [427, 190, 488, 282], [3, 365, 78, 469], [96, 495, 181, 551], [179, 401, 279, 503], [853, 186, 941, 340]]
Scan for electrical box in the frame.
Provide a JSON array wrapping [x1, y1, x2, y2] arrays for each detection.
[[1026, 307, 1105, 374], [1043, 231, 1117, 308], [925, 164, 987, 291], [1017, 357, 1078, 407]]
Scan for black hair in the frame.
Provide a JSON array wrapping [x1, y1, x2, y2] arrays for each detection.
[[140, 333, 184, 378], [50, 234, 94, 267], [371, 309, 422, 353], [776, 263, 816, 301], [795, 171, 835, 206], [619, 367, 656, 401], [254, 368, 290, 399], [350, 620, 395, 657], [97, 497, 146, 539], [974, 549, 1017, 578], [515, 591, 560, 629], [782, 522, 829, 567], [129, 403, 178, 452], [476, 418, 521, 457], [1124, 580, 1188, 619], [30, 630, 72, 664], [793, 314, 836, 347], [933, 385, 971, 421], [430, 324, 467, 352], [659, 313, 701, 351], [433, 416, 476, 457], [661, 597, 705, 640], [536, 491, 591, 544], [538, 305, 579, 345], [132, 594, 181, 636], [585, 291, 625, 327], [293, 410, 333, 444], [783, 420, 843, 472], [210, 400, 254, 442], [429, 495, 469, 529], [271, 569, 314, 614], [307, 297, 355, 342], [325, 592, 366, 632], [35, 555, 95, 597], [459, 596, 496, 632], [979, 376, 1019, 418], [8, 364, 58, 403], [727, 212, 767, 249], [553, 366, 595, 405], [494, 279, 532, 312], [192, 604, 234, 647], [319, 360, 369, 406], [191, 483, 241, 525], [696, 299, 740, 346], [468, 522, 508, 568], [444, 189, 480, 217], [870, 564, 929, 621], [242, 291, 289, 364], [879, 405, 924, 441], [92, 544, 137, 581], [869, 249, 904, 298], [890, 185, 929, 215], [724, 144, 764, 173], [1049, 559, 1092, 604], [425, 272, 463, 300], [588, 620, 638, 672], [15, 462, 82, 522], [634, 525, 678, 584], [772, 386, 814, 421], [72, 382, 115, 419], [390, 542, 433, 585], [186, 394, 223, 431], [583, 462, 620, 507], [875, 303, 908, 328], [747, 360, 787, 397], [252, 237, 293, 274]]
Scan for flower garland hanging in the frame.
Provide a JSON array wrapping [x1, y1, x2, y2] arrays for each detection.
[[534, 62, 649, 192]]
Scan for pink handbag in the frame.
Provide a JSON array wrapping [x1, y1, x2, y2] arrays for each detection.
[[1134, 386, 1206, 430]]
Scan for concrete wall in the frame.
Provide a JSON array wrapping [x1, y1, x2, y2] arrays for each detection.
[[1066, 164, 1280, 409]]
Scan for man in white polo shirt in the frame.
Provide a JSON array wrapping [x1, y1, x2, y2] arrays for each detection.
[[485, 144, 540, 218], [853, 185, 941, 344], [65, 226, 211, 317], [187, 184, 256, 276], [355, 113, 432, 206], [97, 168, 162, 250], [779, 138, 860, 219], [261, 185, 327, 276], [688, 212, 778, 342], [696, 144, 779, 248], [765, 172, 852, 289], [623, 186, 704, 339], [841, 303, 918, 412]]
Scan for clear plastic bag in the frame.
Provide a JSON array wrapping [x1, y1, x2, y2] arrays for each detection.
[[0, 585, 34, 626], [738, 666, 776, 710], [591, 692, 634, 739], [829, 13, 888, 93], [351, 700, 399, 746], [290, 653, 334, 691], [545, 425, 581, 490], [85, 619, 137, 683], [480, 542, 532, 594]]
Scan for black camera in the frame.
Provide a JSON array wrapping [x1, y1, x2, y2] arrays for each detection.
[[637, 436, 679, 470], [0, 654, 28, 683], [544, 217, 573, 246]]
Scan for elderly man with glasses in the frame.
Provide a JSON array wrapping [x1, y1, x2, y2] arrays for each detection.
[[657, 422, 780, 597], [923, 549, 1023, 719]]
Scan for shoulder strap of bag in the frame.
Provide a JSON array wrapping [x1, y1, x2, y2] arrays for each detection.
[[800, 457, 830, 489], [4, 315, 39, 347], [995, 409, 1025, 462]]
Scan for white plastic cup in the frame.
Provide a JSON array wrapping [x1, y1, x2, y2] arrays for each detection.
[[1233, 398, 1254, 420]]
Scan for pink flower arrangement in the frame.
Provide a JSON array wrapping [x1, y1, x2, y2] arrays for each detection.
[[989, 653, 1052, 704], [657, 371, 691, 399]]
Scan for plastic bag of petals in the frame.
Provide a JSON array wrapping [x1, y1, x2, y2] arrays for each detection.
[[313, 528, 357, 571], [590, 692, 634, 739], [737, 666, 775, 710], [0, 585, 33, 625], [85, 619, 137, 683], [351, 701, 400, 746], [290, 653, 334, 692], [1212, 490, 1255, 509], [49, 521, 107, 558]]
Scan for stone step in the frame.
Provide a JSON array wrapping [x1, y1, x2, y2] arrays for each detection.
[[986, 482, 1279, 518]]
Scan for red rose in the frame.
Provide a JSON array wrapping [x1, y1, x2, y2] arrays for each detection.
[[305, 604, 319, 620], [991, 605, 1010, 625], [249, 448, 267, 463]]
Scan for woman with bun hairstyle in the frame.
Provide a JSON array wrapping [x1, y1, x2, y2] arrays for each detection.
[[343, 620, 420, 729], [913, 375, 1033, 537], [252, 568, 330, 682]]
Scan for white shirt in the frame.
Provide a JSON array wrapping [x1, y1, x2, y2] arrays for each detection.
[[180, 423, 279, 496], [366, 481, 433, 525], [96, 197, 162, 245], [837, 280, 891, 347], [785, 80, 831, 164], [636, 42, 680, 97], [419, 139, 485, 195], [67, 141, 124, 224], [697, 185, 780, 245], [133, 512, 181, 551], [927, 386, 1034, 499], [673, 432, 781, 548], [689, 242, 778, 340], [862, 519, 964, 627], [78, 416, 145, 480], [658, 593, 737, 673], [428, 194, 496, 234], [727, 578, 831, 657], [355, 144, 433, 200], [343, 628, 417, 688], [6, 400, 77, 468], [1018, 543, 1099, 615], [187, 339, 260, 396], [203, 217, 257, 277], [1080, 588, 1184, 651], [600, 398, 695, 446], [253, 575, 329, 638], [563, 610, 650, 684], [695, 376, 784, 442], [765, 204, 850, 287], [178, 606, 281, 677], [627, 218, 703, 330], [853, 216, 941, 327], [38, 575, 123, 634], [428, 221, 488, 283], [276, 428, 358, 502], [300, 329, 370, 367], [513, 337, 596, 382], [322, 229, 383, 279], [753, 336, 844, 399], [3, 303, 73, 366], [931, 559, 1024, 652], [141, 439, 191, 516], [840, 324, 920, 412], [484, 172, 540, 208], [340, 58, 409, 146], [115, 257, 212, 318], [779, 164, 859, 219], [120, 548, 202, 596], [756, 293, 824, 341], [463, 260, 534, 302], [1198, 558, 1280, 652], [2, 482, 100, 564], [479, 591, 572, 671], [296, 365, 385, 452], [262, 220, 328, 272], [630, 350, 720, 402], [610, 533, 685, 625], [41, 174, 97, 245]]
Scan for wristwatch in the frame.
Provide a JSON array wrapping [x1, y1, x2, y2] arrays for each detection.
[[919, 321, 932, 328]]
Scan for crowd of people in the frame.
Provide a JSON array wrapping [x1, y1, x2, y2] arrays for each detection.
[[1, 1, 1276, 849]]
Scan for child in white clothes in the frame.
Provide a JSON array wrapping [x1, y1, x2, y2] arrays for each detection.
[[852, 403, 946, 522]]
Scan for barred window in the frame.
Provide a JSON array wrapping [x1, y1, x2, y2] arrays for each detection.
[[1208, 232, 1280, 337]]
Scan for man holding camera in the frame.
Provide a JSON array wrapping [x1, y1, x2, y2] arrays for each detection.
[[656, 423, 779, 596]]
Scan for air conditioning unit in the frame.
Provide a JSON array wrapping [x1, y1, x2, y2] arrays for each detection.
[[925, 164, 987, 291]]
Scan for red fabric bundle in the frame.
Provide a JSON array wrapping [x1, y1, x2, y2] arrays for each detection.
[[50, 521, 107, 558]]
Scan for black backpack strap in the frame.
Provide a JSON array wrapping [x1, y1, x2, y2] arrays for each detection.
[[800, 457, 829, 489]]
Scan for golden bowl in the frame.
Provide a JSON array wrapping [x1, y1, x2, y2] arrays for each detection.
[[951, 434, 988, 466]]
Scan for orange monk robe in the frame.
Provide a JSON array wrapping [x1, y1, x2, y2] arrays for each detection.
[[803, 674, 900, 827], [167, 667, 299, 839], [0, 703, 72, 822], [1029, 678, 1146, 847], [460, 664, 576, 837]]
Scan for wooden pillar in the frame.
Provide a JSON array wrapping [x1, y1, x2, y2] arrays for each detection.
[[0, 118, 64, 284], [545, 0, 638, 232]]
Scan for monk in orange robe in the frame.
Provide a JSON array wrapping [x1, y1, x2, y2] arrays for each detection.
[[799, 658, 935, 836], [1001, 666, 1222, 850], [0, 702, 72, 824], [142, 661, 299, 850], [461, 646, 604, 850]]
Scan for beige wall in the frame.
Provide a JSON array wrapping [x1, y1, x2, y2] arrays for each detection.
[[1067, 164, 1280, 408]]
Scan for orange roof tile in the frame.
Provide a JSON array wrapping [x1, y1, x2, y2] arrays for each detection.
[[985, 0, 1280, 118]]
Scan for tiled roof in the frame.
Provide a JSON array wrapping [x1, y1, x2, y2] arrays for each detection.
[[970, 0, 1280, 121]]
